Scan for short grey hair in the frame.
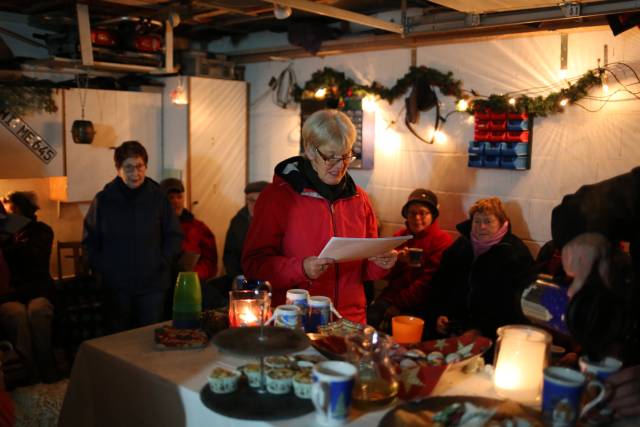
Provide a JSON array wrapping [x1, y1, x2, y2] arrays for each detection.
[[302, 109, 356, 151]]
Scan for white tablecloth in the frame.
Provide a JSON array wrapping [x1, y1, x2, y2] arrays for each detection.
[[58, 324, 500, 427]]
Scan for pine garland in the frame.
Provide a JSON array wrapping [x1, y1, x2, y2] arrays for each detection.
[[0, 78, 58, 117], [289, 66, 603, 117]]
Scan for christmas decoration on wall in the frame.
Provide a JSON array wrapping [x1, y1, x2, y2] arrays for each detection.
[[0, 78, 58, 117]]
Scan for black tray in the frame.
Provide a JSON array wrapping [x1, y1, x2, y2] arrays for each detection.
[[200, 381, 314, 420], [212, 326, 309, 357]]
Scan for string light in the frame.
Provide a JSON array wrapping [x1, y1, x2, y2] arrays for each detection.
[[455, 99, 469, 111], [170, 77, 188, 105], [559, 98, 569, 106], [314, 87, 327, 99], [601, 73, 609, 96], [433, 129, 447, 144], [361, 95, 377, 113], [508, 98, 516, 106]]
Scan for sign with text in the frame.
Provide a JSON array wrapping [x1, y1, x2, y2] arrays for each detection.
[[0, 109, 57, 164]]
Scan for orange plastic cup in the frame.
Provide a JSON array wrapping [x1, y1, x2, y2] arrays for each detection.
[[392, 316, 425, 345]]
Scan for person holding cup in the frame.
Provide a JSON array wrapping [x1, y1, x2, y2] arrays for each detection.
[[368, 189, 452, 330], [425, 197, 533, 342], [242, 110, 397, 324]]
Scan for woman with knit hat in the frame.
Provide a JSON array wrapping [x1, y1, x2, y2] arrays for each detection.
[[368, 189, 452, 330]]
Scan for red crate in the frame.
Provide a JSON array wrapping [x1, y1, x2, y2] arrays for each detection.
[[506, 131, 529, 142], [474, 131, 491, 141], [490, 112, 507, 120], [475, 120, 490, 131], [489, 131, 506, 142], [489, 120, 507, 130]]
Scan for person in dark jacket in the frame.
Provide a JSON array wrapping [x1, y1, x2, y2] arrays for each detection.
[[223, 181, 269, 281], [368, 189, 452, 330], [83, 141, 183, 333], [0, 191, 58, 383], [551, 167, 640, 419], [426, 197, 533, 341], [242, 110, 397, 323]]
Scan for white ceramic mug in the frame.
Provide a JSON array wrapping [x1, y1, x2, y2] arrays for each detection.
[[311, 361, 356, 426], [578, 356, 622, 381], [272, 304, 302, 329]]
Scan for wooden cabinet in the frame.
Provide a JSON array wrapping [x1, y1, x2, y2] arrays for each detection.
[[53, 88, 162, 202]]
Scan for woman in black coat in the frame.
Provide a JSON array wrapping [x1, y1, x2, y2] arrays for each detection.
[[426, 197, 533, 341]]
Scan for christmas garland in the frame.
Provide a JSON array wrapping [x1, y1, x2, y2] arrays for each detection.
[[0, 78, 58, 116], [290, 66, 603, 116]]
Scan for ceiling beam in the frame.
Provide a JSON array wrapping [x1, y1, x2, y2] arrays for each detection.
[[227, 17, 608, 63], [260, 0, 404, 34]]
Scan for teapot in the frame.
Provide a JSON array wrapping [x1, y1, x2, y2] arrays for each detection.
[[345, 326, 399, 409]]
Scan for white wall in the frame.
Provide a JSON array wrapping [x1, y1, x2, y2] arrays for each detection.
[[243, 28, 640, 255]]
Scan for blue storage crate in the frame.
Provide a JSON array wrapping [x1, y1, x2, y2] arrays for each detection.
[[500, 142, 529, 157], [468, 154, 483, 167], [500, 156, 529, 170], [483, 142, 501, 156], [507, 120, 529, 131], [468, 141, 484, 155], [483, 155, 500, 168]]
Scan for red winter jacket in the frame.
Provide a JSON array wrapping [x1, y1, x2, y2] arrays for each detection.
[[378, 220, 452, 310], [179, 210, 218, 282], [242, 159, 389, 324]]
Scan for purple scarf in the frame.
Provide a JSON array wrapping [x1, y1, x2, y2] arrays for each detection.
[[471, 220, 509, 258]]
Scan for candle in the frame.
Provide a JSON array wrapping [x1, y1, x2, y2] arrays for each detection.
[[493, 325, 551, 404], [228, 289, 270, 328]]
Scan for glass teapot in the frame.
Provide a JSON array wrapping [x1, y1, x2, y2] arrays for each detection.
[[345, 326, 399, 409]]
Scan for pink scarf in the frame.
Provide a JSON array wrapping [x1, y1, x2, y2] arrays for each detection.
[[471, 220, 509, 258]]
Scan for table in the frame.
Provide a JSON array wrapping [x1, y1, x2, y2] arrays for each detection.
[[56, 324, 508, 427]]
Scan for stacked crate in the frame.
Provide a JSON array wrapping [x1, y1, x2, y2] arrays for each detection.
[[468, 109, 532, 170]]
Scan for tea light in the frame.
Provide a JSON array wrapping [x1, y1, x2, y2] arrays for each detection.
[[493, 325, 551, 405], [228, 290, 270, 328]]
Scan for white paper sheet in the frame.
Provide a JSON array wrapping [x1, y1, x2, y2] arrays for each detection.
[[318, 236, 412, 262]]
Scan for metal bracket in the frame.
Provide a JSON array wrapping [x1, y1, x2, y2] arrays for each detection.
[[466, 13, 481, 27], [559, 1, 581, 18]]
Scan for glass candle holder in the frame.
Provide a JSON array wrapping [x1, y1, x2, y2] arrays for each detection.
[[493, 325, 551, 405], [228, 289, 271, 328]]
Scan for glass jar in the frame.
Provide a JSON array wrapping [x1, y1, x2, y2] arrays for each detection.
[[346, 326, 399, 409], [493, 325, 551, 405]]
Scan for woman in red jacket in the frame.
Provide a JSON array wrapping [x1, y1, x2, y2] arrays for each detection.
[[368, 189, 453, 330], [242, 110, 397, 323]]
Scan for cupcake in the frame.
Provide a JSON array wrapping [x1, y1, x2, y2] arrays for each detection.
[[292, 369, 313, 399], [208, 367, 241, 394], [242, 363, 264, 388], [265, 355, 292, 369], [266, 368, 294, 394]]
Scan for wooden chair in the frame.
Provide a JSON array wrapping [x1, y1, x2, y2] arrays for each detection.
[[56, 241, 88, 281]]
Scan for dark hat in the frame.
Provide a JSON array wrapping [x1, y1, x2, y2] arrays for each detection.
[[401, 188, 439, 219], [160, 178, 184, 194], [244, 181, 269, 194]]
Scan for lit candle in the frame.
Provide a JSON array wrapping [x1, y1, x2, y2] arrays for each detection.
[[493, 325, 551, 404], [238, 307, 259, 326]]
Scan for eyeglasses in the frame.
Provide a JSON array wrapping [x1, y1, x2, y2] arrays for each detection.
[[121, 163, 147, 173], [407, 209, 431, 217], [314, 146, 357, 167]]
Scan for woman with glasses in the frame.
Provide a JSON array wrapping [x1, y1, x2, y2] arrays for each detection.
[[367, 189, 452, 331], [83, 140, 183, 332], [425, 197, 533, 342], [242, 110, 397, 323]]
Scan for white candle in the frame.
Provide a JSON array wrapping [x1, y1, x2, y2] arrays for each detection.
[[494, 326, 550, 404]]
